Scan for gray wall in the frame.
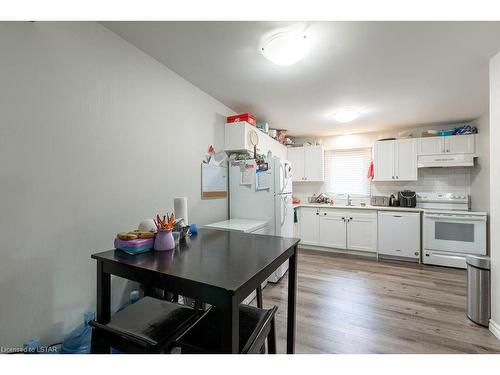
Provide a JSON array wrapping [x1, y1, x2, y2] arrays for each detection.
[[471, 113, 490, 214], [0, 22, 233, 347], [490, 51, 500, 335], [471, 113, 490, 253]]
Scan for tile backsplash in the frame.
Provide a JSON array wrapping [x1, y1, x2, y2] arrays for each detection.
[[293, 167, 471, 202], [370, 167, 471, 196]]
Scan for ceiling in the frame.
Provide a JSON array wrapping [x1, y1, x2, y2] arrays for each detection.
[[103, 21, 500, 136]]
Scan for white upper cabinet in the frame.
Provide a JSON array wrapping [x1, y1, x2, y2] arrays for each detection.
[[373, 139, 417, 181], [395, 139, 418, 181], [418, 137, 444, 155], [418, 134, 476, 155], [373, 140, 396, 181], [446, 134, 475, 154], [288, 145, 324, 182], [287, 147, 304, 182], [224, 122, 287, 159], [304, 145, 324, 181]]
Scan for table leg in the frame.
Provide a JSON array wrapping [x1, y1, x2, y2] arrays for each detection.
[[256, 285, 263, 308], [93, 260, 111, 354], [96, 260, 111, 324], [287, 246, 297, 354], [219, 294, 239, 353]]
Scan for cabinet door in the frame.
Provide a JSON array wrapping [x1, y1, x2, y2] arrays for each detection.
[[304, 145, 324, 182], [373, 140, 395, 181], [319, 210, 346, 249], [346, 212, 377, 253], [418, 137, 445, 155], [287, 147, 305, 182], [395, 139, 417, 181], [299, 207, 320, 245], [445, 135, 475, 154]]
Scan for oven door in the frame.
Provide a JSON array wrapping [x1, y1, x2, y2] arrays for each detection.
[[424, 213, 486, 254]]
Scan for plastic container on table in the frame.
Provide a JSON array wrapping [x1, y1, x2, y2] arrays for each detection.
[[114, 237, 154, 255]]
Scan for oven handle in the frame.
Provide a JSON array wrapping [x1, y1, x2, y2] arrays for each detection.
[[424, 214, 486, 222]]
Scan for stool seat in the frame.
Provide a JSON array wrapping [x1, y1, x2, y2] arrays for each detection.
[[90, 296, 206, 352], [174, 304, 278, 353]]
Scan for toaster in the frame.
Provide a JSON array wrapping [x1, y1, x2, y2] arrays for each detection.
[[370, 196, 389, 206], [398, 190, 417, 208]]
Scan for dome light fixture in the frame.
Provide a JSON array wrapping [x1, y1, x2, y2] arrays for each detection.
[[333, 109, 361, 123], [260, 30, 310, 66]]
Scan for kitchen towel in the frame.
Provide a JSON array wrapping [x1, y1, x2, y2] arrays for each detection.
[[367, 161, 374, 181], [174, 197, 189, 224]]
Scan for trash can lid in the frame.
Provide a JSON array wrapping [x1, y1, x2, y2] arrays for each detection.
[[466, 255, 490, 270]]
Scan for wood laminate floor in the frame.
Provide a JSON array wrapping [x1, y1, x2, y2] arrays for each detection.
[[258, 249, 500, 354]]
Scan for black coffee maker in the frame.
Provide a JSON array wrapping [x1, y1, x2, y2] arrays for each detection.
[[398, 190, 417, 208]]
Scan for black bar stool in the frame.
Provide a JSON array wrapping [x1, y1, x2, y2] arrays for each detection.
[[171, 304, 278, 354], [90, 296, 209, 353]]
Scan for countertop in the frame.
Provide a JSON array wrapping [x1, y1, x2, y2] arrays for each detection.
[[203, 218, 268, 233], [293, 203, 423, 213]]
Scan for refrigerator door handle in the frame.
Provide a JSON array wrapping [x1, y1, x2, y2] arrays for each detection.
[[281, 196, 287, 226], [279, 163, 286, 194]]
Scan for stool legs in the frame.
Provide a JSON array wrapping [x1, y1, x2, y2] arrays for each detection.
[[267, 317, 277, 354], [90, 329, 111, 354]]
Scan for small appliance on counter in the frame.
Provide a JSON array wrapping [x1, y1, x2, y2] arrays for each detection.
[[398, 190, 417, 208], [389, 194, 399, 207], [370, 196, 389, 206]]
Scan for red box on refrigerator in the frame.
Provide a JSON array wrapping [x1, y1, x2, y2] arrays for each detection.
[[226, 113, 256, 126]]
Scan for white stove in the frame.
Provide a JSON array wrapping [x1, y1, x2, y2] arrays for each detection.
[[417, 192, 487, 269], [417, 192, 470, 212]]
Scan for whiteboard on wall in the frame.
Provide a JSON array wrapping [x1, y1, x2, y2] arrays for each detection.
[[201, 164, 227, 198]]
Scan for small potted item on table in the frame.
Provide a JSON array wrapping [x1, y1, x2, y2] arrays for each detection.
[[154, 213, 176, 251]]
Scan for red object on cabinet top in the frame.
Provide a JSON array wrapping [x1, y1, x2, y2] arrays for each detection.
[[226, 113, 256, 126]]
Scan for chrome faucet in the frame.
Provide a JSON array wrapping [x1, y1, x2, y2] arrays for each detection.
[[346, 194, 353, 206]]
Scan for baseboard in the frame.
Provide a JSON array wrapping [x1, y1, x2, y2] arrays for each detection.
[[298, 244, 377, 259], [490, 319, 500, 340]]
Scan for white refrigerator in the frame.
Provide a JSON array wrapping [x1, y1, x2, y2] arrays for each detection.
[[229, 157, 294, 283]]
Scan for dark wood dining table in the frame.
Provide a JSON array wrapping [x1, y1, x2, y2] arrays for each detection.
[[91, 228, 300, 353]]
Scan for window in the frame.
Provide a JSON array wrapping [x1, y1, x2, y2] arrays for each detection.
[[323, 148, 371, 195]]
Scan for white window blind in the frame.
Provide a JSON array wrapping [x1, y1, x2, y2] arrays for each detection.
[[323, 148, 371, 195]]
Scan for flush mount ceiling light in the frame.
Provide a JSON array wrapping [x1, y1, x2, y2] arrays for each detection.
[[333, 109, 361, 123], [260, 30, 310, 66]]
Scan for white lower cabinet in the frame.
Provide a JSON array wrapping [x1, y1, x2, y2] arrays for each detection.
[[319, 210, 347, 249], [346, 211, 377, 253], [299, 208, 377, 253], [299, 207, 320, 245], [378, 211, 420, 259]]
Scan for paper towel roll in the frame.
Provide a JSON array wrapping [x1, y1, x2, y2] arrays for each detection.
[[174, 197, 189, 224]]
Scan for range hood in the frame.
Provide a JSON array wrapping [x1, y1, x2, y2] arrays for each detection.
[[418, 154, 475, 168]]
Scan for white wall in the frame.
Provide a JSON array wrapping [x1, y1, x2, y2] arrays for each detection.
[[490, 51, 500, 335], [0, 22, 233, 347], [470, 114, 491, 253]]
